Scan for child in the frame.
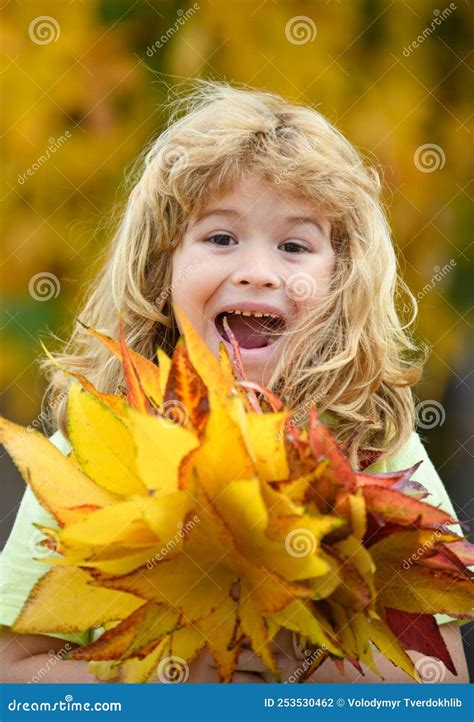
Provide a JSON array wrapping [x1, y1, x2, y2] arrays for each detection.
[[0, 81, 468, 683]]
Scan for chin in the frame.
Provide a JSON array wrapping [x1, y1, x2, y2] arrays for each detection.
[[242, 360, 276, 387]]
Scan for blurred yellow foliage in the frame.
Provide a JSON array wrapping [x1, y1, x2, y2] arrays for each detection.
[[1, 0, 471, 425]]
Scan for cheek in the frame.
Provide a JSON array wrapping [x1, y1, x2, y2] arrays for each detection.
[[314, 251, 336, 294], [170, 249, 200, 332], [285, 255, 335, 310], [170, 247, 219, 320]]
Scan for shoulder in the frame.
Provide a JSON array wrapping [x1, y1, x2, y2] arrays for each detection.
[[48, 429, 72, 455]]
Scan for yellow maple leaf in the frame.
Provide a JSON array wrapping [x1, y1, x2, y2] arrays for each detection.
[[1, 306, 473, 683]]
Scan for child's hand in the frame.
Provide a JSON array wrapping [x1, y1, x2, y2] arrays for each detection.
[[182, 649, 268, 683], [180, 629, 301, 684]]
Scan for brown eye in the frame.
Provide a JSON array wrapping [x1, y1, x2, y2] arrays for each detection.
[[206, 234, 236, 246], [280, 241, 309, 253]]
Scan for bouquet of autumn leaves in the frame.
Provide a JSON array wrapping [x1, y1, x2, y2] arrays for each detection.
[[1, 309, 473, 684]]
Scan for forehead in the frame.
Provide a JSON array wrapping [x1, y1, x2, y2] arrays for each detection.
[[188, 176, 331, 235], [190, 173, 327, 226]]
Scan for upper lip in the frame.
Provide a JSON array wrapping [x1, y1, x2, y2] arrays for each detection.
[[212, 301, 290, 324]]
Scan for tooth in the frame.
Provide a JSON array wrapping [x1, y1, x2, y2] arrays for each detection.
[[225, 309, 283, 319]]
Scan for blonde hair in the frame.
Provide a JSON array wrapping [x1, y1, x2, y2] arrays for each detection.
[[40, 80, 426, 470]]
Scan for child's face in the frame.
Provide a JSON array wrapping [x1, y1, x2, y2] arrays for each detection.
[[171, 174, 335, 385]]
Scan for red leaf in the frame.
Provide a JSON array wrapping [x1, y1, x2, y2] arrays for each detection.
[[418, 543, 474, 579], [118, 319, 150, 414], [384, 607, 456, 675], [308, 409, 355, 490], [237, 380, 283, 412], [356, 461, 423, 489], [446, 540, 474, 566], [362, 485, 455, 529], [364, 514, 426, 547], [163, 342, 209, 436]]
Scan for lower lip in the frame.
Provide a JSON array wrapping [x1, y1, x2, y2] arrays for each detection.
[[213, 325, 283, 361]]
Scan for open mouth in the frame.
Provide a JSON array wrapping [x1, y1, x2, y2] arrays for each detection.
[[214, 309, 286, 350]]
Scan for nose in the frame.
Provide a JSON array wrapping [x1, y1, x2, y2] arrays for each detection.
[[230, 249, 282, 289]]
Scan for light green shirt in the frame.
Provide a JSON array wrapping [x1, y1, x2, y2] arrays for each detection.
[[1, 428, 460, 645]]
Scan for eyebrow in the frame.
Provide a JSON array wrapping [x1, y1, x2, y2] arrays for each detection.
[[190, 209, 327, 235], [284, 215, 326, 236], [189, 208, 241, 227]]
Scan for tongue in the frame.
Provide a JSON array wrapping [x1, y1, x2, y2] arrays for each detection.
[[223, 314, 269, 349]]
